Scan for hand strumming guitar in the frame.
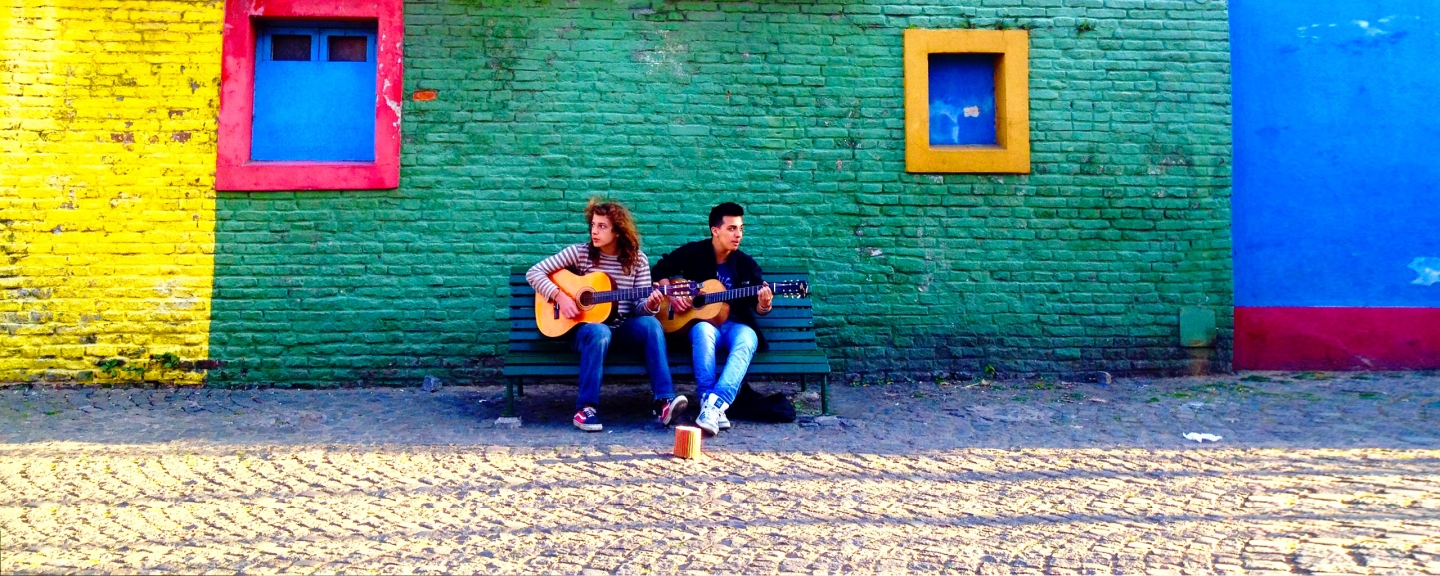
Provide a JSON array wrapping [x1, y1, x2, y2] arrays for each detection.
[[555, 293, 583, 320]]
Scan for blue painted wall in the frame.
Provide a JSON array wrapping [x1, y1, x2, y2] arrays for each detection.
[[1232, 1, 1440, 307]]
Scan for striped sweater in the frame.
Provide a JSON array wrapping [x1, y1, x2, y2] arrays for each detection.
[[526, 243, 655, 323]]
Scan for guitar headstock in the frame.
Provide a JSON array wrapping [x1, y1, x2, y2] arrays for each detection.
[[659, 281, 697, 298], [770, 280, 809, 299]]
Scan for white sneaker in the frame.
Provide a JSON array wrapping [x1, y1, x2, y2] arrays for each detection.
[[717, 411, 731, 430], [696, 394, 729, 436]]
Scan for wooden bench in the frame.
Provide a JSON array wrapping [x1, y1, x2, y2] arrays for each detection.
[[502, 266, 832, 417]]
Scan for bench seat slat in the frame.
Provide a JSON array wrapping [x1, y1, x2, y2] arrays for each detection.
[[504, 354, 832, 377], [507, 329, 818, 342], [504, 364, 832, 378], [505, 340, 820, 353], [504, 351, 830, 364]]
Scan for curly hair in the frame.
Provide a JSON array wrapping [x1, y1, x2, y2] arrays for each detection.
[[585, 198, 642, 275]]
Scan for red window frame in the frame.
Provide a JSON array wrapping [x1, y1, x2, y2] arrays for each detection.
[[215, 0, 403, 191]]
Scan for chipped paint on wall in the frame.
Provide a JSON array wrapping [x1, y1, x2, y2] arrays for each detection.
[[1410, 257, 1440, 287], [1, 1, 224, 384]]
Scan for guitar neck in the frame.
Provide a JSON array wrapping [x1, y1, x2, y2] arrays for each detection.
[[590, 286, 660, 304], [704, 283, 774, 304]]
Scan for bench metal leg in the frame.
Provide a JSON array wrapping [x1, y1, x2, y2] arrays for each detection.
[[821, 375, 831, 415], [504, 378, 516, 417], [799, 375, 807, 392], [517, 378, 525, 397]]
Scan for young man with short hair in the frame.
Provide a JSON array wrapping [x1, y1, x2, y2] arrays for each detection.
[[652, 202, 774, 435], [526, 199, 687, 432]]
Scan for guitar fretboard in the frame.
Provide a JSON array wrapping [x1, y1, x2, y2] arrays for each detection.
[[699, 281, 802, 304], [590, 285, 674, 304]]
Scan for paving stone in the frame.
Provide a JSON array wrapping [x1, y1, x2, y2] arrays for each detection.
[[1, 372, 1438, 573]]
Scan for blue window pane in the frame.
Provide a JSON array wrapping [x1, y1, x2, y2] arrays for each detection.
[[929, 54, 998, 146], [270, 35, 312, 61], [328, 36, 367, 62], [252, 25, 377, 162]]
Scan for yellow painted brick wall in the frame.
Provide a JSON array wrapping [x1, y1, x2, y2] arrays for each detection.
[[1, 0, 222, 384]]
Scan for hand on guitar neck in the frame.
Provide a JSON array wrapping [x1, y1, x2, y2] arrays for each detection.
[[656, 278, 694, 314]]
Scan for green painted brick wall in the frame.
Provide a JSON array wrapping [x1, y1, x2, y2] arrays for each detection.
[[208, 0, 1233, 386]]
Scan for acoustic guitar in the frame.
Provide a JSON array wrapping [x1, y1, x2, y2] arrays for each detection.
[[656, 279, 809, 333], [534, 270, 693, 338]]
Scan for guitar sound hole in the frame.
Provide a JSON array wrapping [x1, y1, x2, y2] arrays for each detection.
[[577, 291, 595, 307], [692, 295, 708, 308]]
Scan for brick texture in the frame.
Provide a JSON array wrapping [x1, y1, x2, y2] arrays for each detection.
[[4, 0, 1232, 387], [209, 0, 1232, 387], [1, 1, 222, 384]]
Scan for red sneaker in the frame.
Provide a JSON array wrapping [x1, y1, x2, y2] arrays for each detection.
[[652, 395, 688, 426], [573, 406, 602, 432]]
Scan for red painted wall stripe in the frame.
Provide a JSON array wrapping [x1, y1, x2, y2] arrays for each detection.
[[215, 0, 403, 191], [1236, 307, 1440, 370]]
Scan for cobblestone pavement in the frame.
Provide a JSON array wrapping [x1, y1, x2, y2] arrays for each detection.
[[2, 371, 1439, 574]]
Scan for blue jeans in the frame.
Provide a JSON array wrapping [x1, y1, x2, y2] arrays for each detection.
[[572, 316, 675, 409], [691, 321, 758, 406]]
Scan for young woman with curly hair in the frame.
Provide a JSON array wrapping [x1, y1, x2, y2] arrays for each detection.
[[525, 198, 686, 432], [582, 198, 642, 275]]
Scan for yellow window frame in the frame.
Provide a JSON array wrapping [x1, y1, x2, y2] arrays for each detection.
[[904, 29, 1030, 173]]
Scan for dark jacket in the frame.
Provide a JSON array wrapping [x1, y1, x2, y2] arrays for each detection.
[[652, 239, 768, 350]]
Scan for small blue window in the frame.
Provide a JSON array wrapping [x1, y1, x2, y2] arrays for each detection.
[[928, 53, 998, 146], [253, 22, 378, 162]]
